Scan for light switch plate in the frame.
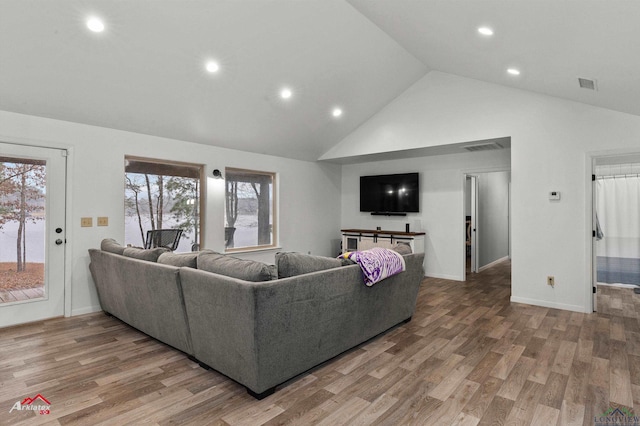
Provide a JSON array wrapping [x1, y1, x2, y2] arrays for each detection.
[[81, 217, 93, 227], [97, 217, 109, 226]]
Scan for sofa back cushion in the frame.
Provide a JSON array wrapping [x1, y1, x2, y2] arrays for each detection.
[[101, 238, 126, 255], [197, 251, 276, 282], [391, 242, 412, 255], [123, 247, 170, 262], [275, 252, 347, 278], [157, 252, 198, 268]]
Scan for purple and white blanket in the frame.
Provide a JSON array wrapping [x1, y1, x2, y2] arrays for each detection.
[[339, 248, 406, 286]]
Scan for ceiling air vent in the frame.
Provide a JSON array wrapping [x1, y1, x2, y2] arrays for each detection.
[[463, 142, 503, 152], [578, 77, 597, 91]]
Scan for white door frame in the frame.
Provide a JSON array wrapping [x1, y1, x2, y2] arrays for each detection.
[[585, 153, 598, 313], [586, 149, 640, 312], [0, 139, 72, 325]]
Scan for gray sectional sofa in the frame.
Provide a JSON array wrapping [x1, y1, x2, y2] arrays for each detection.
[[88, 240, 425, 399]]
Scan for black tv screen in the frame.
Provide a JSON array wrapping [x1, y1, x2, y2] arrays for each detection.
[[360, 173, 419, 213]]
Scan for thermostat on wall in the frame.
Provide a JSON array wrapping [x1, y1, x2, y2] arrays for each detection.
[[549, 191, 561, 201]]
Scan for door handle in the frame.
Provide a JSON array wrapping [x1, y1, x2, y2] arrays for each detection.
[[55, 239, 63, 245]]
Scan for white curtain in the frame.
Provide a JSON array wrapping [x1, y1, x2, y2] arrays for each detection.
[[596, 175, 640, 284]]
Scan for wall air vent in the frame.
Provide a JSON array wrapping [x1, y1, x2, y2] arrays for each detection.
[[463, 142, 504, 152], [578, 77, 597, 91]]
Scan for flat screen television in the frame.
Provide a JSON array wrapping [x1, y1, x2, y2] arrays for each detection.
[[360, 172, 419, 214]]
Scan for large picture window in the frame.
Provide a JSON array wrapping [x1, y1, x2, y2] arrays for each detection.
[[224, 168, 277, 251], [124, 157, 204, 251]]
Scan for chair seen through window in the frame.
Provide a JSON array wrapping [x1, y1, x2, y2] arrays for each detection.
[[145, 229, 183, 251]]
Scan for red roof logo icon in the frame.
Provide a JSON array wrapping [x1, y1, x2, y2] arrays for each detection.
[[21, 394, 50, 406]]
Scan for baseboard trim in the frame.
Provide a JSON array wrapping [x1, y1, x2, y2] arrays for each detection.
[[479, 256, 510, 272], [510, 296, 589, 313], [70, 305, 102, 316]]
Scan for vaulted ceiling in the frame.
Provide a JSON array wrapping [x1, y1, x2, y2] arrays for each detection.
[[2, 1, 639, 161]]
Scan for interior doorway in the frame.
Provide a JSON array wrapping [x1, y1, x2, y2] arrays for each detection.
[[592, 154, 640, 311], [464, 171, 511, 279]]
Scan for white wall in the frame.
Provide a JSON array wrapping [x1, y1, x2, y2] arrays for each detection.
[[477, 171, 510, 269], [328, 71, 640, 313], [0, 110, 342, 316], [341, 149, 510, 280]]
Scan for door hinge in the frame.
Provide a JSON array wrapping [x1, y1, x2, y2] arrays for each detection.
[[592, 174, 596, 181], [593, 287, 597, 294], [592, 230, 596, 237]]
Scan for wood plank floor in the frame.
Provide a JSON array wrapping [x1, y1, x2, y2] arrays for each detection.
[[1, 260, 638, 425]]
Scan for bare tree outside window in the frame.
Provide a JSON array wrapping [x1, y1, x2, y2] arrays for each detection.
[[224, 168, 276, 250], [0, 157, 46, 296], [124, 158, 203, 251]]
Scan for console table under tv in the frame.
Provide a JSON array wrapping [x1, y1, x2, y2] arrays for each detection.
[[340, 229, 425, 254]]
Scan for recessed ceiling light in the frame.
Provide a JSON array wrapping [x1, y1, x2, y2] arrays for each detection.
[[478, 27, 494, 36], [205, 61, 220, 73], [280, 88, 293, 100], [86, 17, 105, 33], [332, 107, 343, 118], [507, 68, 521, 76]]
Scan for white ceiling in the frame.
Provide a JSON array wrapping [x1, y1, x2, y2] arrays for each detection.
[[0, 0, 426, 161], [348, 0, 640, 119], [2, 1, 639, 162]]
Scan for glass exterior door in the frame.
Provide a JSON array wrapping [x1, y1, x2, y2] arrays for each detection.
[[0, 143, 66, 328]]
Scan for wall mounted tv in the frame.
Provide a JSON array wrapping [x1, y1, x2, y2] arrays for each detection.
[[360, 172, 419, 215]]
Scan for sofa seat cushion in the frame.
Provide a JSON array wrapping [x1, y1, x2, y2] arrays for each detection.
[[275, 252, 349, 278], [101, 238, 126, 255], [158, 251, 198, 268], [197, 251, 276, 282], [123, 246, 170, 262]]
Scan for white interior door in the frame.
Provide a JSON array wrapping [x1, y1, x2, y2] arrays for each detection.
[[0, 143, 66, 328], [592, 172, 598, 311], [470, 175, 479, 273]]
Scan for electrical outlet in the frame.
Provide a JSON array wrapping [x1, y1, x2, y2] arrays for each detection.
[[97, 217, 109, 226], [81, 217, 93, 227], [547, 276, 555, 287]]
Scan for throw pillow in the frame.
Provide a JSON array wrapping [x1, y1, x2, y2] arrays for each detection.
[[101, 238, 126, 255], [276, 252, 344, 278], [341, 257, 356, 266], [157, 252, 198, 268], [123, 247, 170, 262], [197, 251, 276, 282], [391, 242, 412, 255]]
